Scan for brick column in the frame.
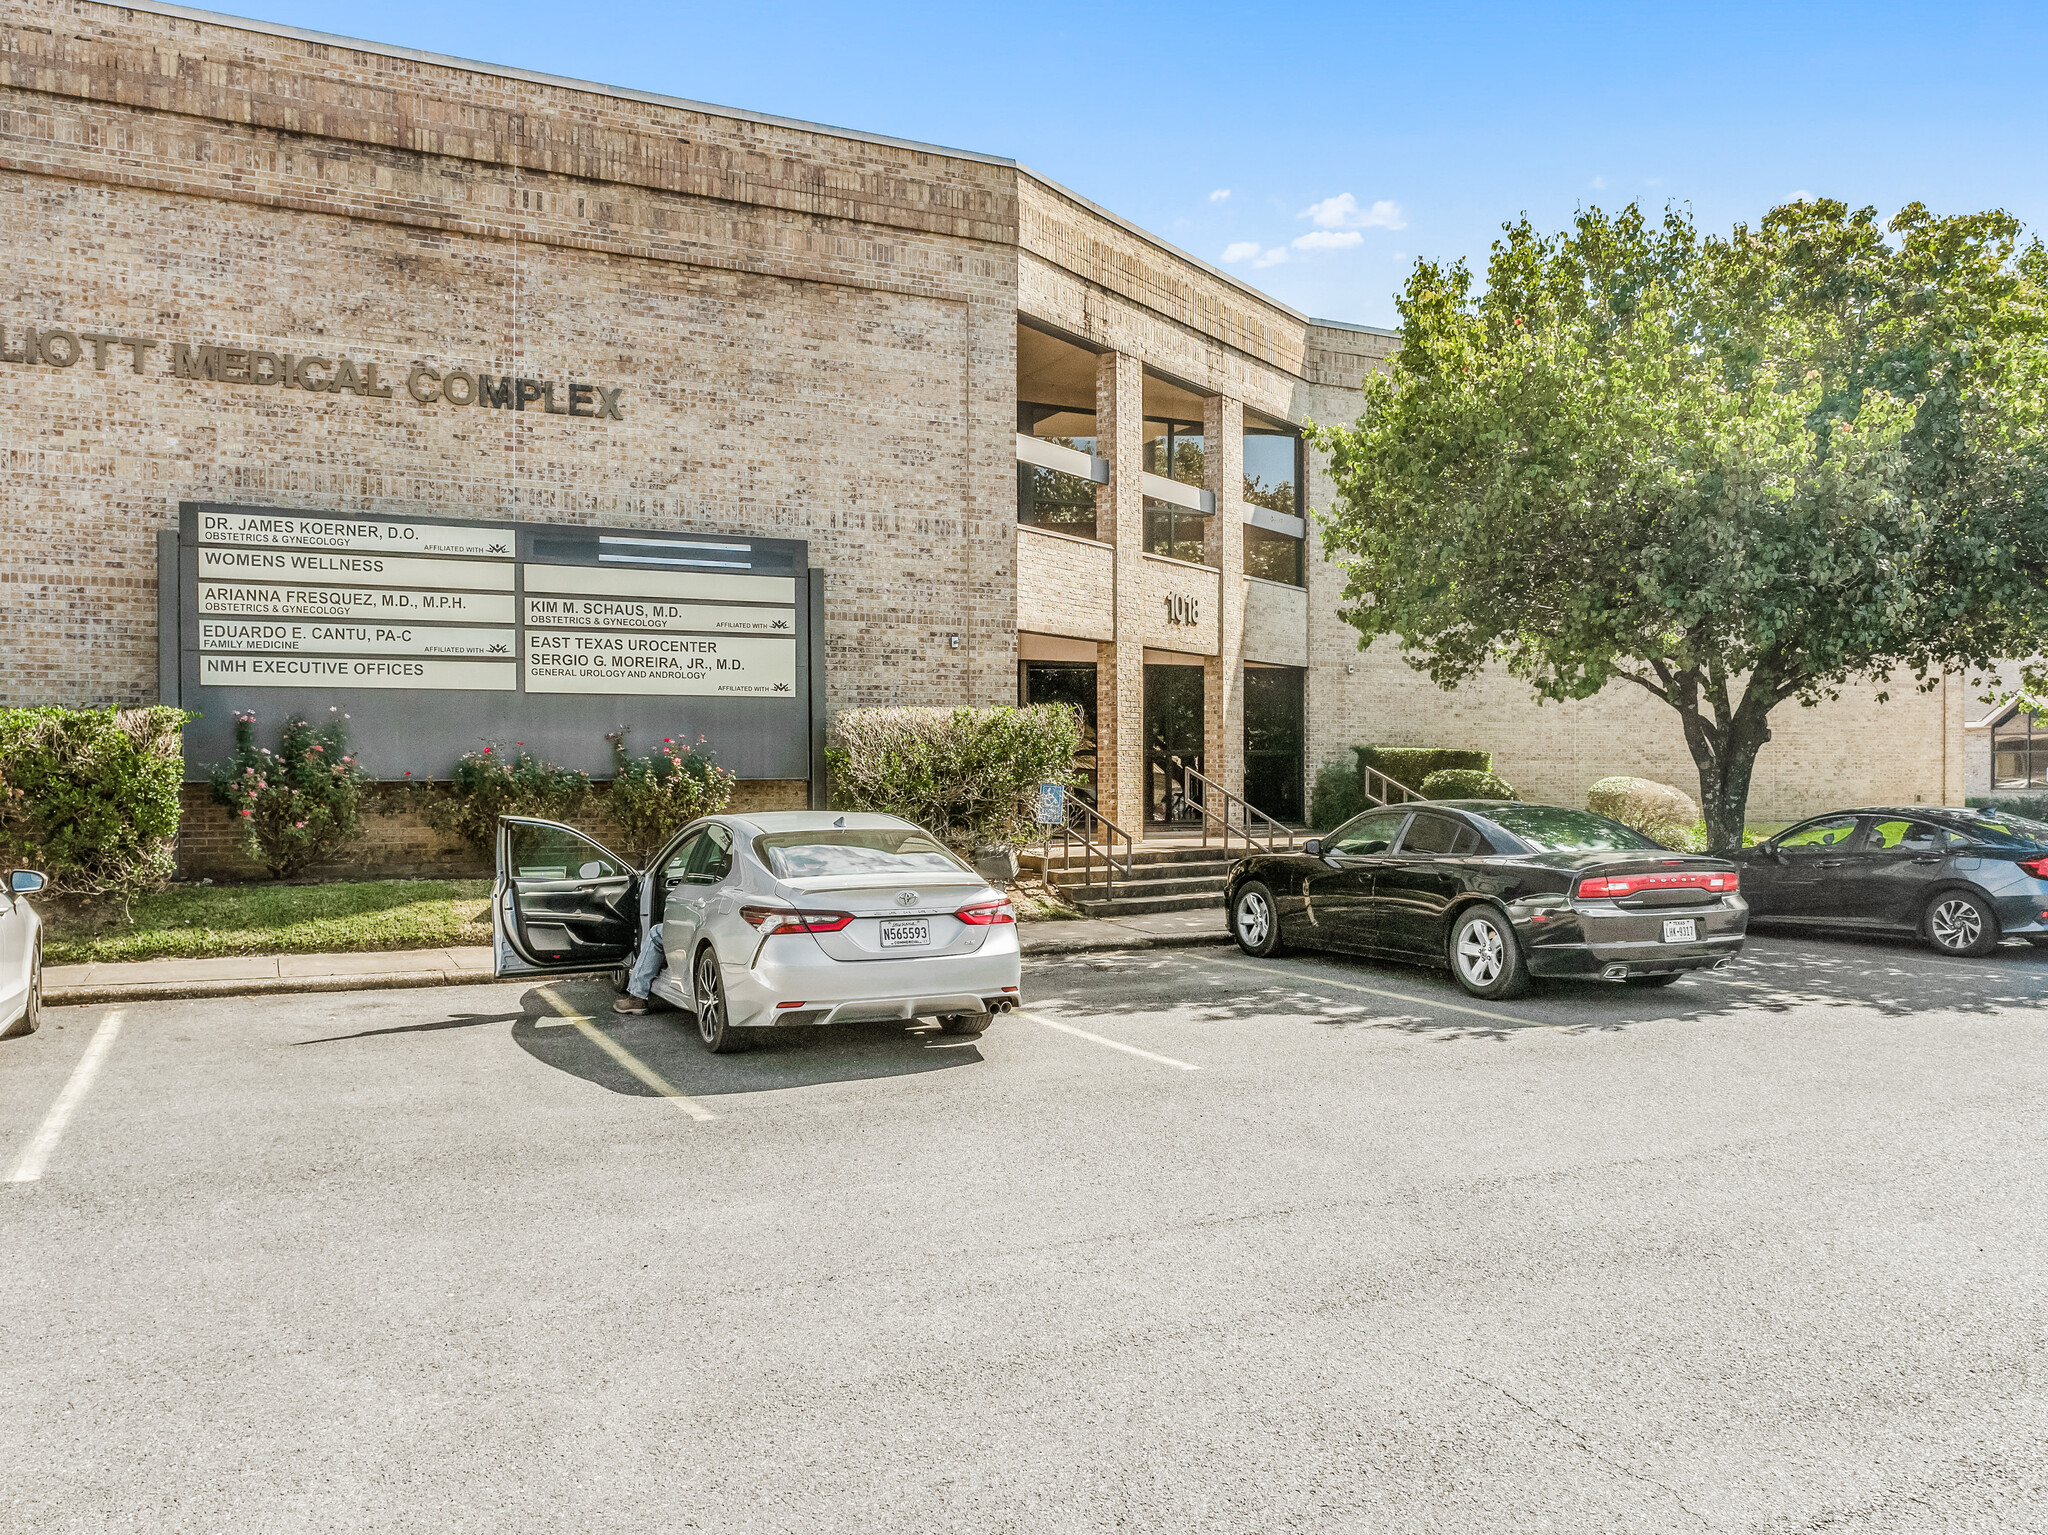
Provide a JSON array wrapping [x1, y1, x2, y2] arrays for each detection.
[[1094, 350, 1146, 836], [1203, 395, 1246, 803]]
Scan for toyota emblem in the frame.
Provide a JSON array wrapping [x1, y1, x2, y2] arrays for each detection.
[[895, 889, 918, 907]]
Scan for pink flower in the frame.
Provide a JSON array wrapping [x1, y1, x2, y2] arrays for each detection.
[[240, 809, 251, 818]]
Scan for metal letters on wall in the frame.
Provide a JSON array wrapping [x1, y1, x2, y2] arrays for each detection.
[[163, 505, 825, 797]]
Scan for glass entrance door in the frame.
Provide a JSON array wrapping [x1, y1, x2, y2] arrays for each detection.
[[1019, 661, 1098, 805], [1244, 666, 1305, 822], [1144, 663, 1205, 828]]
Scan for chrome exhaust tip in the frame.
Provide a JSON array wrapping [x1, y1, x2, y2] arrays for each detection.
[[1713, 957, 1734, 970], [1602, 965, 1629, 981]]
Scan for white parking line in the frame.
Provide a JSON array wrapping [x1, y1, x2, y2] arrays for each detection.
[[7, 1009, 125, 1184], [1190, 952, 1551, 1029], [1015, 1010, 1201, 1071], [535, 986, 716, 1121]]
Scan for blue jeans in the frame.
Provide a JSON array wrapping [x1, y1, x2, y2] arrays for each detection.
[[626, 921, 666, 1000]]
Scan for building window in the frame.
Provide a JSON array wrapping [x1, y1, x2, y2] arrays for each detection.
[[1243, 423, 1302, 520], [1144, 498, 1208, 564], [1244, 524, 1303, 585], [1018, 401, 1099, 540], [1020, 661, 1098, 804], [1143, 419, 1205, 486], [1992, 706, 2048, 789]]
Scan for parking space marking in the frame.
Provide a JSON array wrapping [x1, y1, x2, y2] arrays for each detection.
[[535, 986, 716, 1121], [1189, 952, 1551, 1029], [7, 1009, 125, 1184], [1015, 1010, 1201, 1071]]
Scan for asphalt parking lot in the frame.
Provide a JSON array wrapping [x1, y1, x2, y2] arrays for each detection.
[[5, 931, 2048, 1533]]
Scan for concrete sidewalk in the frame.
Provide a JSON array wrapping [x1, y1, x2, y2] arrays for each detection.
[[43, 908, 1229, 1007]]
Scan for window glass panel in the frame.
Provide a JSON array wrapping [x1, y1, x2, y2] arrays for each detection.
[[1244, 524, 1303, 585], [662, 830, 704, 879], [1478, 804, 1661, 852], [1326, 809, 1409, 855], [755, 829, 970, 880], [1778, 816, 1861, 850], [1943, 814, 2048, 850], [1398, 813, 1464, 855], [1143, 498, 1209, 564], [1867, 819, 1941, 851], [1243, 430, 1300, 519], [1018, 402, 1097, 456], [1143, 420, 1206, 486], [1018, 463, 1099, 540], [506, 822, 628, 881], [684, 823, 733, 882]]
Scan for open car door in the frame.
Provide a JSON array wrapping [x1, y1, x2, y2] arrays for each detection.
[[493, 817, 642, 978]]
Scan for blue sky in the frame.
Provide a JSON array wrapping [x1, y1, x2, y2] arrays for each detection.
[[235, 0, 2048, 328]]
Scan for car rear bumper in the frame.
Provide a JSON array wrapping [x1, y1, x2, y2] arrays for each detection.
[[1522, 897, 1748, 978], [720, 929, 1023, 1027]]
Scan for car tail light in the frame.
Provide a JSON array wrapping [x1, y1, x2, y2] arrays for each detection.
[[740, 905, 854, 934], [2019, 856, 2048, 880], [956, 900, 1016, 925], [1575, 870, 1739, 899]]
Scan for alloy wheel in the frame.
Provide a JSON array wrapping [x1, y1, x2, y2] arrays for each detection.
[[695, 951, 724, 1045], [1929, 897, 1983, 952], [1235, 889, 1271, 948], [1455, 918, 1506, 987]]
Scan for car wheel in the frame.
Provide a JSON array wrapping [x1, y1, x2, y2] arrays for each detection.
[[1623, 972, 1682, 988], [1232, 881, 1285, 957], [1925, 890, 1999, 957], [1448, 906, 1530, 1000], [693, 947, 749, 1053], [937, 1012, 992, 1035], [2, 938, 39, 1039]]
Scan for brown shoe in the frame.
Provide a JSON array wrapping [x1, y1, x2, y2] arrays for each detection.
[[612, 994, 649, 1015]]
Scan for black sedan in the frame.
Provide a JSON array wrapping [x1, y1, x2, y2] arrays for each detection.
[[1227, 800, 1747, 999], [1734, 806, 2048, 957]]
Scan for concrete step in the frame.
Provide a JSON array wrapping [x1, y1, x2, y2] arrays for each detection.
[[1048, 872, 1229, 901], [1021, 845, 1252, 873], [1064, 890, 1228, 918]]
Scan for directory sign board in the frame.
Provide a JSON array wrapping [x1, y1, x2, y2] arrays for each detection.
[[164, 505, 821, 791]]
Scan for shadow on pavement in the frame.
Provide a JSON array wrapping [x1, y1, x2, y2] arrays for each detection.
[[1022, 933, 2048, 1044], [510, 981, 984, 1098]]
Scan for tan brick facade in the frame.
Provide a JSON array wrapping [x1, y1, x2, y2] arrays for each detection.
[[0, 0, 1963, 877]]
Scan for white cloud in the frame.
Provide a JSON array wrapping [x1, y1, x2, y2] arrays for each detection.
[[1292, 229, 1363, 251], [1590, 175, 1606, 190], [1221, 241, 1261, 263], [1791, 189, 1815, 201], [1209, 188, 1231, 202], [1298, 192, 1406, 231], [1251, 246, 1289, 268]]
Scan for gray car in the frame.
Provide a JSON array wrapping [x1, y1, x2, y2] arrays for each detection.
[[1735, 807, 2048, 956]]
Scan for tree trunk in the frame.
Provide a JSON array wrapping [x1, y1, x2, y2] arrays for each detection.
[[1675, 696, 1774, 853]]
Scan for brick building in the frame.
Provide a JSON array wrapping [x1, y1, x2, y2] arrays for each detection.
[[1, 0, 1963, 876]]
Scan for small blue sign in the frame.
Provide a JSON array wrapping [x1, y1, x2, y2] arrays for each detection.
[[1034, 782, 1066, 826]]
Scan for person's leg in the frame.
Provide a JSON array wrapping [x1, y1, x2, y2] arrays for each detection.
[[614, 922, 665, 1014]]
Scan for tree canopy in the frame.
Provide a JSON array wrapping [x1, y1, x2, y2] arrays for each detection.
[[1309, 199, 2048, 847]]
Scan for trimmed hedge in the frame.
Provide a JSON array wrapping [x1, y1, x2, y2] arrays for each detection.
[[1420, 768, 1518, 800], [0, 706, 190, 904], [826, 705, 1081, 853], [1969, 795, 2048, 822], [1587, 776, 1703, 851], [1355, 746, 1492, 793], [1310, 758, 1366, 830]]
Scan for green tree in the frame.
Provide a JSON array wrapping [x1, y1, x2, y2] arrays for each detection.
[[1310, 200, 2048, 848]]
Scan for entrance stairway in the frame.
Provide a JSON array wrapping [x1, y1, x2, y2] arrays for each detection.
[[1019, 826, 1306, 918]]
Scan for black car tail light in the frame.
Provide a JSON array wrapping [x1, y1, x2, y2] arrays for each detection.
[[1576, 870, 1739, 898], [740, 905, 855, 934]]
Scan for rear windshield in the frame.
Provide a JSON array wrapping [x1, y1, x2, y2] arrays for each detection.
[[755, 828, 969, 880], [1477, 804, 1663, 853], [1948, 814, 2048, 850]]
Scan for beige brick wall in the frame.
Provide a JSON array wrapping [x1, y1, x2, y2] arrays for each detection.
[[1015, 524, 1114, 641], [1243, 578, 1308, 667], [1130, 554, 1221, 655]]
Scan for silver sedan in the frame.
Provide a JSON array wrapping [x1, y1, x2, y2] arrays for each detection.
[[492, 811, 1022, 1051], [2, 868, 48, 1041]]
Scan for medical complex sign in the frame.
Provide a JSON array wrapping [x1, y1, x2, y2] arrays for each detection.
[[162, 506, 824, 794]]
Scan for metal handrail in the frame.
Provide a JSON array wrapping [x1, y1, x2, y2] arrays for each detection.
[[1362, 765, 1423, 807], [1173, 757, 1297, 854], [1037, 793, 1136, 899]]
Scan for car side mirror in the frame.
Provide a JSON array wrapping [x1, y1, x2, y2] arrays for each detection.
[[1302, 838, 1322, 857], [10, 870, 46, 895]]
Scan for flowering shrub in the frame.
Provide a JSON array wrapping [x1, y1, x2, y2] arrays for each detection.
[[0, 705, 189, 908], [606, 731, 738, 863], [421, 742, 592, 854], [207, 710, 373, 878]]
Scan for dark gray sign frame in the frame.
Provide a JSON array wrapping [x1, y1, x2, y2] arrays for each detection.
[[160, 504, 825, 805]]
